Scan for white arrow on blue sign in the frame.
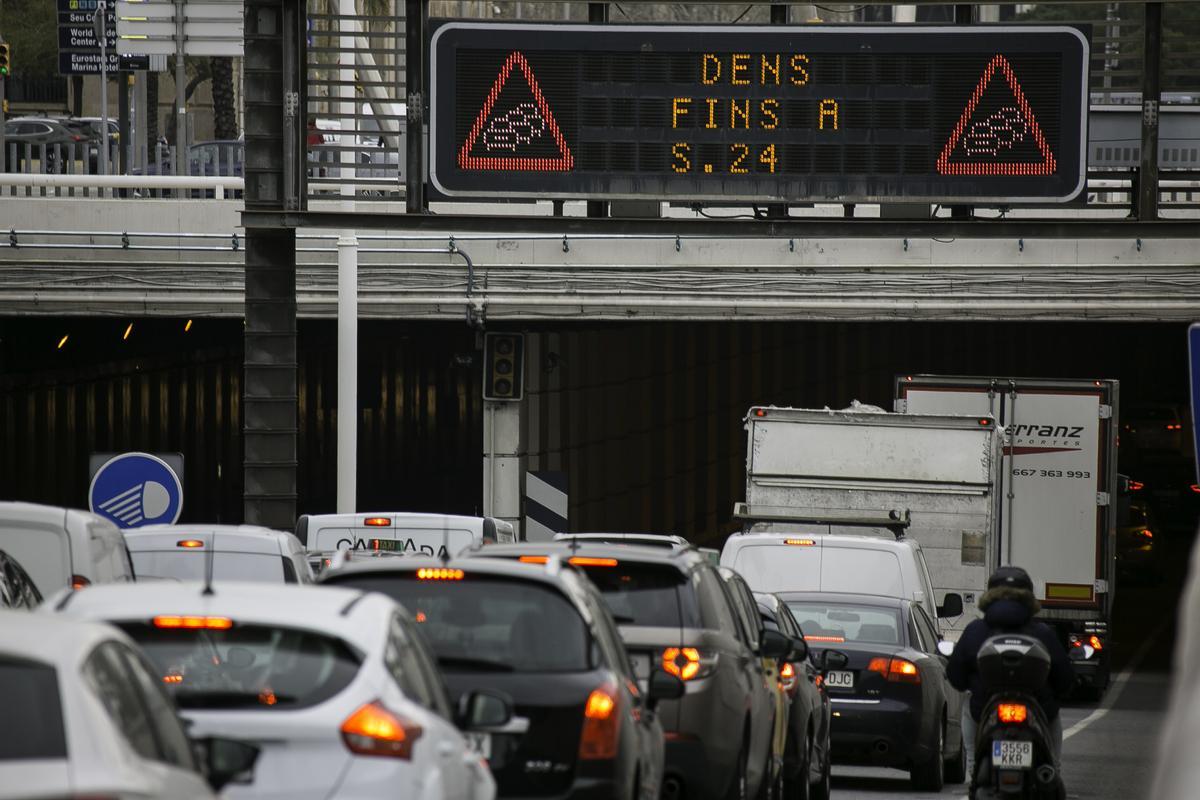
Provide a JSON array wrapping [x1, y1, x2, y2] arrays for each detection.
[[88, 452, 183, 528]]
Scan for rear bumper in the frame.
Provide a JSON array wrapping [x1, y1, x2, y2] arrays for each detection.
[[502, 777, 623, 800], [828, 699, 933, 768]]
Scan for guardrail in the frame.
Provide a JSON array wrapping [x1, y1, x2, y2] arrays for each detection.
[[0, 173, 246, 199]]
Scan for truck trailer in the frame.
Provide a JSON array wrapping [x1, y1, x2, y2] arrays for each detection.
[[895, 375, 1119, 696]]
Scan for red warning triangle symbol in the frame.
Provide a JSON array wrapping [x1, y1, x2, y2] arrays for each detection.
[[937, 54, 1057, 176], [457, 51, 574, 172]]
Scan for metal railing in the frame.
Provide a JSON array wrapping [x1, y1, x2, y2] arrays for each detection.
[[0, 173, 246, 199]]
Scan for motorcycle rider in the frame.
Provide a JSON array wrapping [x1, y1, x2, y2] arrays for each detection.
[[947, 566, 1074, 782]]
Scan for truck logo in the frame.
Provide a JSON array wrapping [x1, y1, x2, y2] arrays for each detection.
[[1003, 423, 1084, 456]]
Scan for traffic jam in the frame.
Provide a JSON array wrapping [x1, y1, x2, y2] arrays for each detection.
[[0, 374, 1176, 799]]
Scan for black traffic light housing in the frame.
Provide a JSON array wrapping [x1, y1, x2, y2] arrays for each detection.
[[0, 43, 11, 77], [483, 332, 524, 401]]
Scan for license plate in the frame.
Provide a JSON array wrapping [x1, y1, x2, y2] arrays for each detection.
[[630, 653, 652, 681], [825, 670, 854, 689], [992, 740, 1033, 769], [465, 732, 492, 760]]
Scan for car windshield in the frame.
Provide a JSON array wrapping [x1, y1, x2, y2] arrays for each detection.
[[130, 551, 285, 583], [0, 656, 67, 760], [329, 574, 594, 673], [577, 561, 702, 628], [785, 602, 902, 645], [117, 622, 361, 709]]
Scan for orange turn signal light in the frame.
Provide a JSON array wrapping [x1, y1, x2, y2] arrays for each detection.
[[569, 556, 618, 567], [341, 701, 422, 759], [518, 555, 549, 564], [785, 538, 815, 546], [153, 615, 233, 630], [662, 647, 702, 681], [364, 517, 391, 526], [997, 703, 1028, 724], [416, 567, 463, 580], [177, 539, 204, 548], [1088, 635, 1104, 651]]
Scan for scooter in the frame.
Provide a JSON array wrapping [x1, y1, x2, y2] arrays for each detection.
[[970, 634, 1065, 799]]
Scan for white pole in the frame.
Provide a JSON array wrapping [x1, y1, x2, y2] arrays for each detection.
[[336, 0, 359, 513]]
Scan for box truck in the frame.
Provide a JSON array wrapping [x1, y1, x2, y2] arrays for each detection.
[[736, 406, 1002, 638], [896, 375, 1118, 695]]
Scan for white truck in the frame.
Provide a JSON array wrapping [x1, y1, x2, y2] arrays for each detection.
[[895, 375, 1119, 696], [738, 406, 1002, 638]]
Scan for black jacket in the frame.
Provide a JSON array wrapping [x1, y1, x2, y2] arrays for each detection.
[[946, 586, 1075, 721]]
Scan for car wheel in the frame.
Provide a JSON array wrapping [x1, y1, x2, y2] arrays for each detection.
[[783, 730, 810, 800], [945, 725, 967, 785], [810, 739, 831, 800], [725, 739, 749, 800], [910, 718, 946, 792]]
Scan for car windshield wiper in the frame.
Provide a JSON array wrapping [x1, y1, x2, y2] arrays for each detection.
[[437, 655, 515, 672]]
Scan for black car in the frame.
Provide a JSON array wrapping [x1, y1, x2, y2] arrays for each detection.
[[475, 542, 790, 800], [755, 592, 833, 800], [320, 556, 680, 799], [779, 592, 966, 792], [0, 549, 42, 609]]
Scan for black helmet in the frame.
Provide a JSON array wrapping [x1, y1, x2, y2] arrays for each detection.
[[987, 566, 1034, 592]]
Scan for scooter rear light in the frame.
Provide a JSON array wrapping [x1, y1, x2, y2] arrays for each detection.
[[997, 703, 1028, 724], [578, 684, 620, 760]]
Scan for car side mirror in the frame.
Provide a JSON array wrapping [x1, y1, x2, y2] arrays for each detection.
[[193, 736, 259, 792], [789, 636, 809, 662], [457, 690, 513, 730], [937, 639, 955, 658], [759, 628, 791, 660], [647, 668, 685, 710], [819, 649, 850, 671], [937, 593, 964, 619]]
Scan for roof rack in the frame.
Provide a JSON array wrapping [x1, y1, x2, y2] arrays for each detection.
[[732, 502, 911, 540]]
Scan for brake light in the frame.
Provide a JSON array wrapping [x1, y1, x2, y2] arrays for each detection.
[[341, 701, 422, 758], [579, 685, 620, 760], [569, 556, 618, 567], [71, 575, 90, 590], [978, 418, 991, 426], [867, 657, 921, 683], [997, 703, 1028, 724], [364, 517, 391, 526], [153, 615, 234, 630], [416, 568, 463, 580], [755, 409, 768, 417], [1191, 485, 1200, 494], [1088, 635, 1104, 651], [779, 661, 798, 694], [162, 674, 183, 684], [1129, 480, 1144, 491], [804, 635, 844, 643], [1138, 529, 1153, 540], [177, 539, 204, 548], [662, 647, 701, 680], [1167, 424, 1182, 431], [519, 555, 549, 564], [785, 539, 815, 546]]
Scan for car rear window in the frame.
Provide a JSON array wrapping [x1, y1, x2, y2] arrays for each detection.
[[116, 622, 361, 709], [131, 551, 285, 583], [0, 656, 67, 760], [785, 602, 902, 645], [578, 562, 702, 629], [731, 544, 903, 597], [329, 574, 594, 673]]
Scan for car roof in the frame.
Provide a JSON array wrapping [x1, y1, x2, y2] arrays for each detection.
[[123, 525, 294, 554], [48, 582, 392, 651], [0, 501, 115, 531], [774, 591, 908, 609], [554, 533, 689, 546], [0, 608, 126, 666], [474, 541, 703, 569], [320, 554, 598, 611], [726, 532, 918, 552]]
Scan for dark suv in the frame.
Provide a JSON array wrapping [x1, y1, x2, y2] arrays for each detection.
[[474, 542, 791, 800], [320, 555, 680, 799]]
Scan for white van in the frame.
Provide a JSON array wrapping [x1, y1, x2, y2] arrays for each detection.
[[720, 531, 964, 635], [0, 502, 135, 596], [123, 524, 313, 584], [296, 512, 517, 558]]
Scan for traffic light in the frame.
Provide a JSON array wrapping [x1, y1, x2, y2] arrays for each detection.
[[483, 332, 524, 401], [0, 44, 11, 78]]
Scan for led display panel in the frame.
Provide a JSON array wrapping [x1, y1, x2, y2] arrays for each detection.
[[430, 24, 1089, 203]]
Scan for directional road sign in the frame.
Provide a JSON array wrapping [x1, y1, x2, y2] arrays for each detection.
[[88, 452, 184, 529], [431, 24, 1089, 203]]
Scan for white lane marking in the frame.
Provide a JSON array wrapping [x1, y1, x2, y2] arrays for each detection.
[[1062, 618, 1168, 741]]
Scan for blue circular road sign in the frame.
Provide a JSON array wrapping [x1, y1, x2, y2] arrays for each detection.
[[88, 452, 183, 528]]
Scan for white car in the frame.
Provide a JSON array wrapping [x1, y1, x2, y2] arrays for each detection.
[[124, 524, 314, 584], [0, 609, 253, 800], [46, 582, 502, 800], [296, 512, 516, 558], [0, 501, 134, 596]]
